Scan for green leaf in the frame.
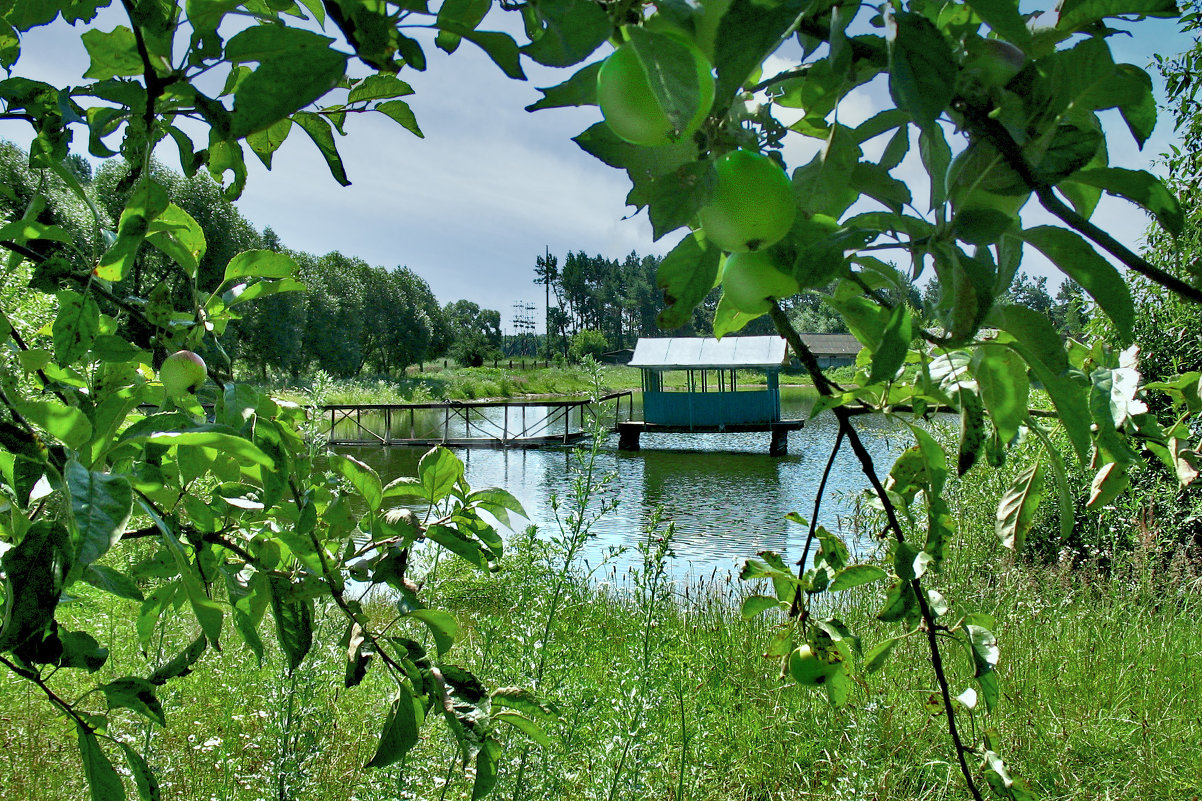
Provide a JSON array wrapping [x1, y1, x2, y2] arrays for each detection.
[[404, 608, 459, 656], [995, 304, 1069, 376], [1087, 461, 1129, 509], [331, 452, 383, 511], [966, 623, 999, 678], [791, 128, 862, 217], [225, 26, 348, 137], [0, 520, 70, 653], [876, 581, 917, 622], [995, 460, 1044, 551], [624, 27, 713, 142], [246, 117, 292, 169], [418, 446, 463, 502], [868, 303, 911, 384], [348, 73, 414, 103], [0, 219, 74, 244], [58, 629, 109, 672], [95, 179, 170, 282], [1056, 0, 1177, 32], [439, 664, 491, 766], [493, 711, 552, 749], [740, 594, 783, 619], [118, 742, 161, 801], [67, 460, 133, 568], [18, 398, 93, 451], [81, 26, 142, 80], [472, 737, 503, 800], [970, 344, 1029, 444], [713, 0, 808, 107], [83, 564, 144, 601], [146, 204, 206, 280], [143, 426, 275, 468], [224, 249, 297, 281], [425, 524, 488, 571], [268, 574, 314, 672], [629, 160, 715, 241], [439, 25, 525, 80], [521, 0, 609, 67], [525, 60, 601, 111], [293, 112, 350, 186], [76, 721, 125, 801], [1070, 168, 1182, 236], [1090, 366, 1141, 429], [383, 475, 425, 499], [829, 564, 888, 591], [53, 289, 101, 365], [102, 677, 165, 726], [656, 234, 721, 329], [886, 10, 955, 129], [376, 100, 424, 138], [965, 0, 1033, 46], [466, 487, 525, 528], [365, 684, 421, 768], [863, 636, 901, 673], [147, 633, 206, 685], [491, 687, 560, 727]]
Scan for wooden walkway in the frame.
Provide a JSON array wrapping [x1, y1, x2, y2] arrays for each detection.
[[322, 391, 635, 448]]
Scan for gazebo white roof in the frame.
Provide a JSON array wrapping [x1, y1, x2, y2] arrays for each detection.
[[629, 336, 789, 370]]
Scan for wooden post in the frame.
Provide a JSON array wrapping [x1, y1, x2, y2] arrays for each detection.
[[384, 408, 391, 445], [443, 406, 449, 443], [409, 408, 415, 440], [618, 422, 641, 451], [502, 405, 508, 447], [770, 424, 788, 456]]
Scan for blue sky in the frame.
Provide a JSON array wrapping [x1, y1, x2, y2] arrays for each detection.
[[2, 6, 1194, 332]]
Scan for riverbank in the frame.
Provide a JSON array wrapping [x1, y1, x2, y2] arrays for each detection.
[[3, 452, 1199, 801], [257, 362, 843, 406]]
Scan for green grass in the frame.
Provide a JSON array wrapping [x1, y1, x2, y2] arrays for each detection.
[[3, 451, 1200, 801]]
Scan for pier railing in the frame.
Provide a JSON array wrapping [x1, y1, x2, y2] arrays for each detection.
[[321, 391, 635, 448]]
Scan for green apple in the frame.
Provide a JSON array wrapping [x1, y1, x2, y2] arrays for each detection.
[[160, 349, 207, 397], [721, 250, 799, 315], [788, 644, 836, 686], [596, 36, 714, 147], [699, 150, 796, 253]]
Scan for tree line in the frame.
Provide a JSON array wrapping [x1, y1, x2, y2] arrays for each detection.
[[0, 141, 511, 378]]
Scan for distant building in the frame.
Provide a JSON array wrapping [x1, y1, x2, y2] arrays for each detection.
[[600, 348, 634, 365], [798, 333, 861, 368]]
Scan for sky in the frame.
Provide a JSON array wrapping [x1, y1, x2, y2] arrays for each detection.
[[2, 5, 1195, 333]]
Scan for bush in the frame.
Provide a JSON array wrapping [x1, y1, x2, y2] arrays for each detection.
[[568, 328, 610, 363]]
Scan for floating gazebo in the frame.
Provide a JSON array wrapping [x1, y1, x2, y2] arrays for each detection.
[[620, 335, 804, 455]]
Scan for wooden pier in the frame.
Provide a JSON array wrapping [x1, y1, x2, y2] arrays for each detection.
[[322, 391, 635, 448]]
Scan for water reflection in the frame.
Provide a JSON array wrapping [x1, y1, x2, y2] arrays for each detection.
[[334, 400, 908, 581]]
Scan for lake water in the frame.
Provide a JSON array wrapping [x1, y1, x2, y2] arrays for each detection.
[[333, 389, 909, 581]]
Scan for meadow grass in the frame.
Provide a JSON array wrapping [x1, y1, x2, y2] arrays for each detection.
[[2, 452, 1199, 801]]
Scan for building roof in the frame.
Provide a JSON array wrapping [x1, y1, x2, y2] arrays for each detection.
[[800, 333, 862, 356], [630, 336, 789, 370]]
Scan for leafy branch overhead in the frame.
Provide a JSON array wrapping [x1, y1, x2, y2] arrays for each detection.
[[0, 0, 1199, 800]]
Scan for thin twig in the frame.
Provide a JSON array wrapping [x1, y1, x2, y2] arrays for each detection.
[[789, 426, 846, 619], [769, 302, 984, 801]]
